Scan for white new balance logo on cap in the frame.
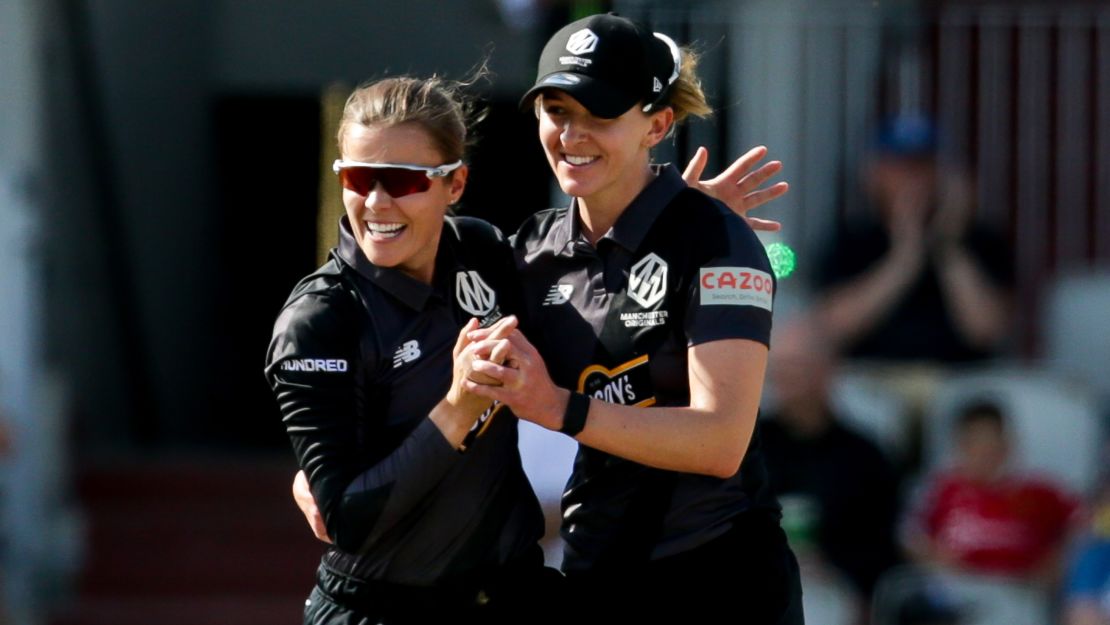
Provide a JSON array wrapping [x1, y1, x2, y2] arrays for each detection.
[[566, 28, 598, 55], [653, 77, 663, 93]]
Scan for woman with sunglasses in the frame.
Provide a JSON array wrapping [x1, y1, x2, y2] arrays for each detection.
[[265, 76, 562, 625], [460, 13, 804, 624], [267, 72, 784, 624]]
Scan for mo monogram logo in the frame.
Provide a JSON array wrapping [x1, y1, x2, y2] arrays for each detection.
[[455, 271, 497, 317], [628, 253, 668, 308]]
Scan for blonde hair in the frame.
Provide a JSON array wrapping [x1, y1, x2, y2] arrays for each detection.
[[337, 73, 486, 163], [664, 46, 713, 125]]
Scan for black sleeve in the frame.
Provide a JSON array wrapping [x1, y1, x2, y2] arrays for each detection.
[[264, 289, 459, 554], [684, 208, 775, 348]]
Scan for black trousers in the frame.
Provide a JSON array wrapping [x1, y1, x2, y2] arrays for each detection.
[[565, 511, 805, 625], [304, 546, 565, 625]]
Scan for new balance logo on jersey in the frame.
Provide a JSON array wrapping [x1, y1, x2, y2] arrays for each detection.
[[456, 271, 497, 317], [628, 253, 668, 308], [543, 284, 574, 306], [393, 340, 421, 368]]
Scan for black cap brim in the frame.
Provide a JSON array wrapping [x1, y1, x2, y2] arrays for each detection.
[[519, 71, 640, 120]]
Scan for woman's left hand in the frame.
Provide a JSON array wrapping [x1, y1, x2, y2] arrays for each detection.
[[292, 470, 332, 544], [462, 329, 568, 431], [682, 145, 787, 232]]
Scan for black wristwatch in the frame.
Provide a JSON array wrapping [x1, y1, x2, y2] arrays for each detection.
[[559, 392, 590, 437]]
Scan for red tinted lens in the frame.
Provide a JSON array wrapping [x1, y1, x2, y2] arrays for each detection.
[[338, 167, 431, 197]]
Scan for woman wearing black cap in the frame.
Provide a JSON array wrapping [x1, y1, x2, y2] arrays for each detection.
[[462, 13, 804, 624]]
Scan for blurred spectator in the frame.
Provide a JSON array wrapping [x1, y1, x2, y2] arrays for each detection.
[[814, 115, 1013, 363], [904, 400, 1080, 582], [762, 320, 903, 602], [1063, 473, 1110, 625]]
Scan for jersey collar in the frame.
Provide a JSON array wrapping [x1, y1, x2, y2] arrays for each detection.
[[335, 216, 455, 311], [606, 163, 684, 251], [555, 163, 685, 256]]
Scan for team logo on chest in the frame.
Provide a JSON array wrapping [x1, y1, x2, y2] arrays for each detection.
[[627, 253, 668, 308], [455, 270, 497, 317]]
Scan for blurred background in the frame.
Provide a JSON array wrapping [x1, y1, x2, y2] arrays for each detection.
[[0, 0, 1106, 623]]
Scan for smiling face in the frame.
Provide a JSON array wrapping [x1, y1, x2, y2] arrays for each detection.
[[536, 91, 671, 213], [339, 122, 467, 284]]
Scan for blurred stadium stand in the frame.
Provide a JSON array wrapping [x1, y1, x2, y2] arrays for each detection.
[[48, 458, 321, 625]]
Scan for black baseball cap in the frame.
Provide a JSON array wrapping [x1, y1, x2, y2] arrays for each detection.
[[520, 13, 681, 119]]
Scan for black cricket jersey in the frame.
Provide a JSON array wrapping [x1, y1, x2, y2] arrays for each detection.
[[512, 164, 781, 572], [265, 216, 543, 585]]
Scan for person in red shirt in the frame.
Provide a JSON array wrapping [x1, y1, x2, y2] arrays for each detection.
[[905, 400, 1080, 580]]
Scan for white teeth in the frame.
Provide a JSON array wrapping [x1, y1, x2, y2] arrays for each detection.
[[366, 222, 405, 237], [565, 154, 598, 166]]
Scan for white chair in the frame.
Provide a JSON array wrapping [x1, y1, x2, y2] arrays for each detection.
[[871, 565, 1050, 625], [921, 364, 1103, 495], [799, 564, 860, 625], [1043, 268, 1110, 401], [829, 366, 914, 462], [517, 420, 577, 568]]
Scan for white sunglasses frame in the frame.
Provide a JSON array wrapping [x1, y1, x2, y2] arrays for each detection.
[[332, 159, 464, 178]]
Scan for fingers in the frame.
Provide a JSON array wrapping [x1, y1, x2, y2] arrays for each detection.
[[745, 217, 783, 232], [740, 181, 790, 212], [487, 315, 518, 340], [462, 377, 513, 404], [292, 471, 332, 544], [718, 145, 769, 183], [681, 146, 709, 185], [486, 315, 519, 364], [468, 337, 512, 386], [469, 358, 524, 388], [465, 314, 517, 343], [736, 161, 784, 195], [453, 318, 480, 359], [489, 338, 513, 368]]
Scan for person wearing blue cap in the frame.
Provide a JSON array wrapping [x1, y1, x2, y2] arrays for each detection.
[[462, 12, 804, 624], [814, 114, 1014, 365]]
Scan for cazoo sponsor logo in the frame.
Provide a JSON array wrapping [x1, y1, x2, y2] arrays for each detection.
[[698, 267, 774, 311]]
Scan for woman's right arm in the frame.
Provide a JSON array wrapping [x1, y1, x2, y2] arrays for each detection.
[[265, 291, 505, 553]]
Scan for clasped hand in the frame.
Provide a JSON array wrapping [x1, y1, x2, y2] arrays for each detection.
[[453, 321, 568, 432]]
